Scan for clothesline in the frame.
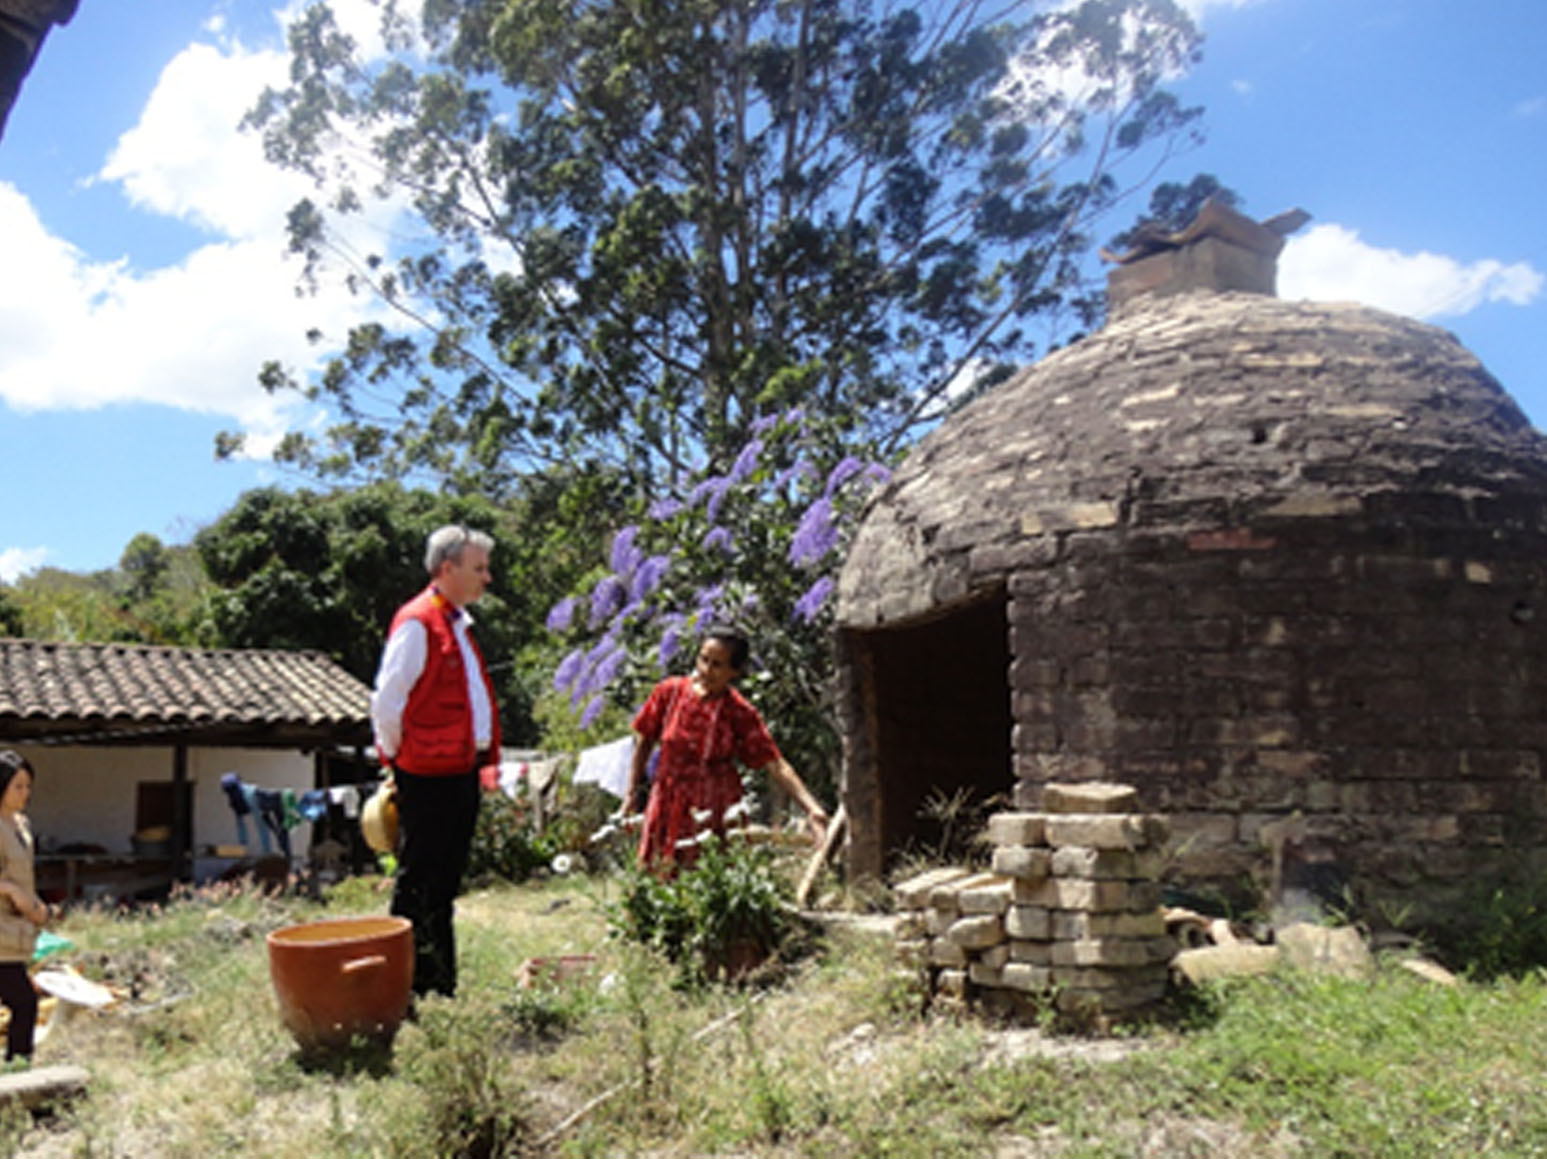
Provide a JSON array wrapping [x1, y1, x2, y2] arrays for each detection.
[[219, 772, 364, 860]]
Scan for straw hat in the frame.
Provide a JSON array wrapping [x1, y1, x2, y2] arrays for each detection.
[[361, 781, 399, 854]]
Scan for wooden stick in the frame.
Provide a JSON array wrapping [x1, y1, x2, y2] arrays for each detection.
[[796, 802, 847, 909]]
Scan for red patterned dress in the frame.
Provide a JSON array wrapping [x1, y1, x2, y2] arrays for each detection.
[[632, 676, 781, 867]]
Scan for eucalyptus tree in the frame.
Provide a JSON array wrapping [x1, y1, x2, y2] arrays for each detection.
[[242, 0, 1204, 495]]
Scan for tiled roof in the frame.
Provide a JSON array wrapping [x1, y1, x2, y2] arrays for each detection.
[[0, 638, 372, 745]]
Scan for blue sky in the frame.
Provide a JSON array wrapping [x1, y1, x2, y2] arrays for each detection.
[[1, 0, 1544, 581]]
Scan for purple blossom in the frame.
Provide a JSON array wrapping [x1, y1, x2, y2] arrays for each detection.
[[782, 406, 806, 427], [702, 527, 734, 555], [750, 413, 780, 436], [579, 695, 605, 728], [774, 461, 816, 491], [657, 616, 685, 670], [689, 476, 726, 508], [863, 463, 892, 486], [729, 438, 763, 484], [589, 574, 625, 628], [824, 456, 864, 497], [705, 477, 733, 523], [593, 642, 628, 687], [553, 647, 585, 692], [546, 596, 578, 633], [649, 496, 684, 520], [630, 554, 671, 602], [610, 525, 643, 577], [789, 496, 838, 565], [793, 576, 836, 623], [694, 582, 726, 619]]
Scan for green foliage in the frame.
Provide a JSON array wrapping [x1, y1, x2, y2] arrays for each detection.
[[464, 788, 558, 885], [244, 0, 1204, 494], [546, 412, 885, 796], [610, 835, 793, 986], [1427, 868, 1547, 980]]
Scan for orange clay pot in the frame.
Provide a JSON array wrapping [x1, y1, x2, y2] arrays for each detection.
[[266, 916, 414, 1054]]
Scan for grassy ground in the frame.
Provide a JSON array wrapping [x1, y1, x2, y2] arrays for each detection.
[[5, 868, 1547, 1158]]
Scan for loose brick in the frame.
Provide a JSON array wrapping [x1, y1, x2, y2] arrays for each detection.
[[1049, 938, 1176, 968], [985, 812, 1048, 847], [936, 968, 968, 998], [992, 841, 1050, 879], [1044, 814, 1169, 850], [931, 871, 1000, 910], [894, 866, 972, 909], [930, 939, 968, 968], [1043, 782, 1140, 814], [1001, 962, 1052, 993], [958, 877, 1015, 915], [969, 960, 1005, 987], [1050, 846, 1165, 880], [1051, 909, 1167, 939], [1013, 877, 1162, 913], [946, 914, 1007, 950], [1051, 963, 1169, 991], [1005, 904, 1052, 940], [1009, 939, 1052, 965], [978, 943, 1011, 971]]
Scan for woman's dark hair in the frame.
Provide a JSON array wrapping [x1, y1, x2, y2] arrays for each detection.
[[0, 750, 33, 797], [702, 624, 751, 672]]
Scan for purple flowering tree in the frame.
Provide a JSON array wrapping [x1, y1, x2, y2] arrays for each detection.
[[545, 410, 890, 798]]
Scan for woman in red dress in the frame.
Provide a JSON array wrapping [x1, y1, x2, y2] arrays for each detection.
[[626, 626, 828, 869]]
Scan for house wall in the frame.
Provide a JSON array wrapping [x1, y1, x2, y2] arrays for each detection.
[[10, 743, 315, 857]]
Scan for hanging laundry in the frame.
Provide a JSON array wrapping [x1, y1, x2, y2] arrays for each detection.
[[220, 772, 252, 847], [327, 784, 361, 819], [298, 790, 330, 823], [573, 736, 634, 801], [254, 788, 292, 860]]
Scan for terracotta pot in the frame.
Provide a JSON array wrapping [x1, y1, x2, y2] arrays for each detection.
[[267, 916, 414, 1053]]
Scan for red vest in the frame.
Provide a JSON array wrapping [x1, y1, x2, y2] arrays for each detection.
[[389, 586, 502, 776]]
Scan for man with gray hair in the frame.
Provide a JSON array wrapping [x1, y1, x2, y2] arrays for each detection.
[[371, 524, 502, 999]]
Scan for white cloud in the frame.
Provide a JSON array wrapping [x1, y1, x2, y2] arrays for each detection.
[[1178, 0, 1263, 15], [0, 547, 49, 584], [1278, 223, 1544, 321], [1230, 78, 1253, 97], [1515, 95, 1546, 119], [0, 13, 411, 438]]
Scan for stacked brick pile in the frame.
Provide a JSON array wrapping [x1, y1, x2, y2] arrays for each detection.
[[894, 782, 1174, 1019]]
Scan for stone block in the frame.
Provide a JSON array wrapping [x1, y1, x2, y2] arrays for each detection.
[[1050, 846, 1165, 881], [1005, 904, 1052, 940], [1042, 782, 1140, 814], [958, 877, 1015, 915], [978, 943, 1011, 971], [926, 908, 957, 937], [1049, 937, 1176, 968], [992, 845, 1053, 881], [1009, 939, 1052, 965], [930, 871, 1000, 910], [935, 968, 968, 998], [894, 866, 972, 910], [1013, 877, 1162, 913], [986, 813, 1048, 847], [1275, 922, 1374, 979], [1001, 962, 1052, 993], [929, 938, 968, 968], [1054, 979, 1169, 1015], [1051, 909, 1167, 940], [894, 938, 929, 969], [1172, 944, 1279, 984], [946, 914, 1006, 950], [969, 961, 1005, 988], [1044, 813, 1169, 850], [1051, 963, 1169, 991]]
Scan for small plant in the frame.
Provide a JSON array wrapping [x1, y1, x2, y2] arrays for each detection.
[[464, 790, 558, 885], [610, 836, 794, 985]]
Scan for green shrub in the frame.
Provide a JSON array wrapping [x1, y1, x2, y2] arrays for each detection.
[[464, 790, 557, 885], [609, 836, 794, 985], [1431, 868, 1547, 979]]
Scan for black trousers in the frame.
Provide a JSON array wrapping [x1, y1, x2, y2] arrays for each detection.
[[389, 768, 481, 998], [0, 960, 37, 1060]]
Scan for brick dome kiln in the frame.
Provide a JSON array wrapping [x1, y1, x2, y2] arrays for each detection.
[[835, 202, 1547, 918]]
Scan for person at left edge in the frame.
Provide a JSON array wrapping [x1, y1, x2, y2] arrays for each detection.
[[371, 525, 502, 999]]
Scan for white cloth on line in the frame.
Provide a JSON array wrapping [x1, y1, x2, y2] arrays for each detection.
[[572, 736, 634, 800]]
